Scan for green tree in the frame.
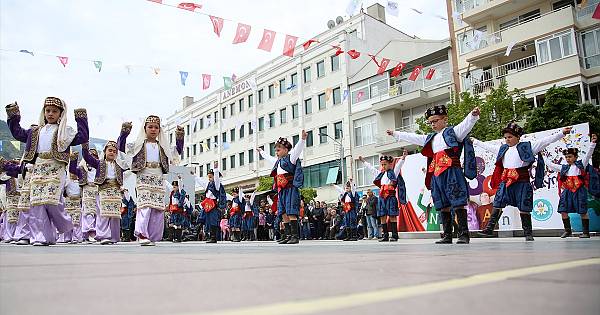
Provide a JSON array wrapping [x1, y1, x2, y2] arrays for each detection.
[[256, 175, 274, 191], [525, 86, 600, 166], [300, 187, 317, 203]]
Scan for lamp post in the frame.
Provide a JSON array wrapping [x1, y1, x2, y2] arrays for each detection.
[[318, 133, 345, 184]]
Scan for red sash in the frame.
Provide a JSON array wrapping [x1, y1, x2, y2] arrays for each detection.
[[499, 167, 529, 188], [428, 151, 461, 177], [275, 174, 294, 190], [229, 206, 240, 217], [270, 195, 278, 214], [379, 184, 396, 199], [342, 202, 354, 213], [169, 204, 182, 213], [560, 175, 585, 193], [201, 198, 216, 213]]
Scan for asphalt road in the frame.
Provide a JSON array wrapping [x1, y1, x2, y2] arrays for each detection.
[[1, 238, 599, 315]]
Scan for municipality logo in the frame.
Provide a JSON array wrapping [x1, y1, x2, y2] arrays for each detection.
[[532, 199, 553, 221]]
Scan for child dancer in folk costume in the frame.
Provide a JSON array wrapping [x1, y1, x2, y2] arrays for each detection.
[[241, 188, 257, 242], [0, 162, 20, 243], [544, 134, 598, 238], [62, 158, 83, 244], [81, 123, 130, 245], [387, 105, 479, 244], [5, 98, 89, 246], [258, 131, 307, 245], [358, 154, 406, 242], [126, 116, 183, 246], [75, 147, 100, 243], [333, 179, 360, 241], [120, 189, 136, 241], [200, 162, 226, 243], [473, 123, 570, 241], [168, 179, 186, 243], [229, 187, 243, 242]]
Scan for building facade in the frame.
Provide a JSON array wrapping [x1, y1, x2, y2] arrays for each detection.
[[447, 0, 600, 105]]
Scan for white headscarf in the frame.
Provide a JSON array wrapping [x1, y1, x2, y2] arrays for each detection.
[[131, 116, 175, 164], [38, 97, 76, 153], [99, 141, 128, 170]]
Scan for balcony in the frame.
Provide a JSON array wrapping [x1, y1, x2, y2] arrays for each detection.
[[576, 0, 600, 29], [461, 6, 575, 62], [374, 124, 419, 153], [371, 72, 451, 112]]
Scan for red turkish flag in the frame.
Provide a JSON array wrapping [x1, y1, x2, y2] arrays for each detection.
[[232, 23, 251, 44], [257, 29, 277, 52], [368, 54, 380, 67], [147, 0, 162, 3], [209, 16, 224, 37], [390, 62, 406, 77], [283, 35, 298, 57], [409, 66, 424, 81], [202, 74, 211, 90], [425, 68, 436, 80], [333, 46, 344, 56], [593, 4, 600, 19], [177, 2, 201, 11], [376, 58, 390, 75], [302, 39, 318, 50], [347, 49, 361, 59]]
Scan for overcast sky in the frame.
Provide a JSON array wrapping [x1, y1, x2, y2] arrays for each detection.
[[0, 0, 449, 140]]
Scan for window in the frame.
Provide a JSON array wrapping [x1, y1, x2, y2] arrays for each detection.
[[230, 155, 235, 169], [331, 54, 340, 72], [279, 78, 286, 94], [258, 89, 264, 103], [553, 0, 574, 10], [198, 165, 204, 178], [304, 160, 342, 188], [293, 134, 299, 145], [169, 133, 173, 144], [356, 155, 378, 187], [499, 9, 540, 31], [222, 158, 227, 171], [291, 73, 298, 88], [536, 30, 575, 64], [317, 60, 325, 77], [303, 66, 311, 83], [280, 108, 287, 124], [581, 28, 600, 69], [268, 84, 275, 99], [304, 98, 312, 114], [248, 149, 255, 163], [354, 115, 377, 146], [213, 135, 218, 146], [319, 126, 328, 144], [239, 124, 245, 138], [229, 103, 235, 116], [199, 117, 204, 129], [186, 147, 190, 158], [350, 73, 389, 104], [230, 129, 236, 142], [334, 121, 343, 139], [318, 93, 326, 110], [269, 142, 276, 156], [292, 103, 299, 119], [248, 94, 253, 108], [258, 117, 265, 131], [207, 138, 211, 150], [248, 122, 254, 135], [186, 125, 190, 136], [193, 144, 197, 156], [333, 87, 341, 105], [268, 113, 275, 128], [259, 145, 265, 160], [239, 98, 244, 112], [222, 132, 227, 143], [199, 142, 204, 153], [221, 107, 227, 119], [306, 130, 314, 147], [214, 111, 218, 122], [239, 152, 245, 166]]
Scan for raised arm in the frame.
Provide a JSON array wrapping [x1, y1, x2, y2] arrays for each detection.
[[583, 137, 597, 167], [69, 108, 90, 147], [332, 184, 344, 196], [194, 176, 209, 189], [453, 110, 480, 141], [391, 130, 427, 146], [473, 138, 500, 154], [393, 154, 406, 177], [258, 147, 278, 166], [543, 156, 562, 172], [267, 195, 273, 206], [416, 190, 428, 212], [117, 122, 132, 153], [360, 159, 380, 179], [213, 167, 221, 189], [290, 137, 306, 165], [81, 142, 100, 170], [69, 152, 83, 179], [531, 128, 569, 154], [5, 103, 30, 143], [249, 191, 256, 204]]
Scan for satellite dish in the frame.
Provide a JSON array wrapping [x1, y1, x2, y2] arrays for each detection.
[[336, 16, 344, 25], [327, 20, 336, 29]]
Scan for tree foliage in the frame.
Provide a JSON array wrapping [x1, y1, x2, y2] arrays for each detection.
[[256, 175, 274, 191], [300, 187, 317, 202]]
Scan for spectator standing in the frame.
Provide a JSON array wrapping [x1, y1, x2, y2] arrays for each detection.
[[364, 189, 379, 239]]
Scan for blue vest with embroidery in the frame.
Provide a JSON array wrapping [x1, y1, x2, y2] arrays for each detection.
[[206, 181, 226, 210], [496, 142, 545, 189], [560, 161, 585, 180], [271, 155, 304, 188], [373, 169, 407, 204], [422, 127, 476, 180], [341, 191, 360, 210]]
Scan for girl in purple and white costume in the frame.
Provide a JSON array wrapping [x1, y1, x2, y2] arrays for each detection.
[[76, 148, 99, 244], [0, 173, 19, 243], [59, 165, 83, 244]]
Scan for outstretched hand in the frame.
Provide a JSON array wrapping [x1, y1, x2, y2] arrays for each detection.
[[301, 129, 308, 140], [386, 129, 394, 136], [562, 127, 573, 135], [592, 134, 597, 143], [471, 107, 480, 116], [358, 156, 365, 162]]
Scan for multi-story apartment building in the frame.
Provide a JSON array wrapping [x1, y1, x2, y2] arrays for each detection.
[[165, 4, 455, 199], [447, 0, 600, 105]]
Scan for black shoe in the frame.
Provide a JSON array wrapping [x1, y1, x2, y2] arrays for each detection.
[[390, 222, 399, 242], [206, 226, 218, 243], [580, 218, 590, 238], [561, 218, 572, 238], [560, 231, 572, 238], [579, 233, 591, 239], [477, 208, 502, 238], [379, 223, 389, 242], [456, 209, 470, 244], [278, 223, 291, 243], [436, 211, 453, 244], [520, 213, 534, 242], [284, 221, 299, 244]]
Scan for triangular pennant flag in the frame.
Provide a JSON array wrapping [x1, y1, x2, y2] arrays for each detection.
[[231, 73, 237, 82], [332, 45, 344, 56], [232, 23, 251, 44], [177, 2, 202, 11], [258, 29, 277, 52], [593, 4, 600, 19], [147, 0, 162, 3], [202, 74, 211, 90], [376, 58, 390, 75], [347, 49, 360, 59], [223, 77, 233, 89], [411, 8, 423, 14], [209, 16, 224, 37], [93, 60, 102, 72], [386, 1, 399, 17], [368, 54, 380, 67], [390, 62, 406, 77], [57, 56, 69, 67], [342, 89, 349, 102], [409, 65, 424, 81], [286, 83, 297, 91], [19, 49, 34, 56], [425, 68, 436, 80], [180, 71, 189, 86], [283, 35, 298, 57], [303, 39, 318, 50], [153, 67, 160, 75]]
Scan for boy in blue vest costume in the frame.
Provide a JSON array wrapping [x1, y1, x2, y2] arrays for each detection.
[[168, 180, 186, 243], [387, 105, 479, 244], [358, 153, 406, 242], [544, 134, 597, 238], [474, 123, 570, 241], [241, 188, 257, 241], [200, 161, 226, 243], [229, 187, 243, 242], [258, 130, 307, 245], [333, 179, 360, 241]]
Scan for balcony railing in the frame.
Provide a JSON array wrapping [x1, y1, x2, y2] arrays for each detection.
[[456, 0, 493, 14], [576, 0, 600, 20], [375, 124, 418, 147], [371, 71, 452, 104], [583, 54, 600, 69], [464, 55, 537, 94]]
